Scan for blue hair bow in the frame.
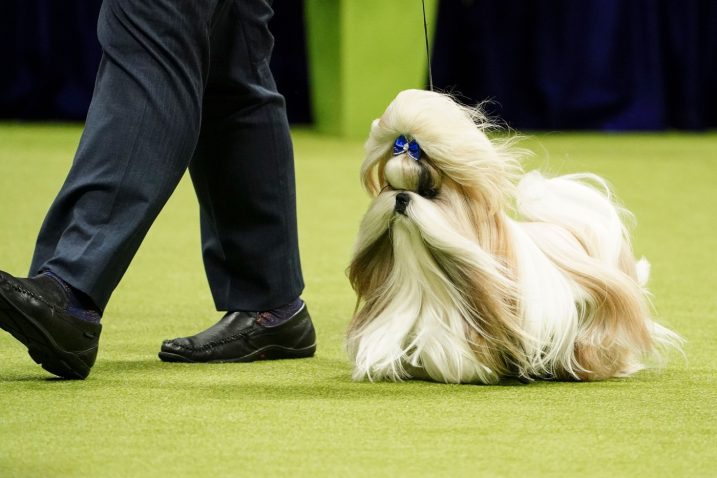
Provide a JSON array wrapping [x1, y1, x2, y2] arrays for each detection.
[[393, 135, 421, 161]]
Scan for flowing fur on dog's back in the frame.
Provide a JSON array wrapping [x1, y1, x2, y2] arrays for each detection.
[[513, 172, 682, 379], [348, 89, 682, 383]]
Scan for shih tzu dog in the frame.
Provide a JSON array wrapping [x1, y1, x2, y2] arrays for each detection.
[[347, 89, 682, 384]]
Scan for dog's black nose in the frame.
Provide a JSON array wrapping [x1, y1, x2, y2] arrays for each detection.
[[395, 192, 410, 215]]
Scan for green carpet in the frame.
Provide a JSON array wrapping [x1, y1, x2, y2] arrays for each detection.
[[0, 125, 715, 477]]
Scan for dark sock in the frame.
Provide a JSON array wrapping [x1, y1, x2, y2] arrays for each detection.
[[42, 271, 102, 323], [255, 298, 304, 327]]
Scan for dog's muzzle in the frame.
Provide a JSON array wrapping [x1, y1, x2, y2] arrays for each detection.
[[394, 192, 410, 215]]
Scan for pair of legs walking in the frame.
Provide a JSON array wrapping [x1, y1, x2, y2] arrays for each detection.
[[0, 0, 316, 379]]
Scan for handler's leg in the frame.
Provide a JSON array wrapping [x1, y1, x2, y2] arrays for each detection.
[[29, 0, 221, 310], [191, 0, 303, 312], [158, 0, 316, 364], [0, 0, 222, 379]]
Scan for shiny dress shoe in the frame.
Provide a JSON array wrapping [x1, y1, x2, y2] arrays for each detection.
[[0, 271, 102, 379], [158, 304, 316, 363]]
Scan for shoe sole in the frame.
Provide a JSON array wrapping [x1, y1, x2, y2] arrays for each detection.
[[0, 292, 91, 380], [157, 343, 317, 363]]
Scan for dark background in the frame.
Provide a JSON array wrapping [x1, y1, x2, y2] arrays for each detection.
[[1, 0, 715, 130]]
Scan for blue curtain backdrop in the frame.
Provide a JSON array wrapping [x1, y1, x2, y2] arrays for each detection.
[[0, 0, 312, 123], [431, 0, 717, 130], [0, 1, 103, 119], [1, 0, 715, 130]]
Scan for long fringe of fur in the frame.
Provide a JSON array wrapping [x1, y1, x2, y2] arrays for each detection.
[[348, 89, 683, 384]]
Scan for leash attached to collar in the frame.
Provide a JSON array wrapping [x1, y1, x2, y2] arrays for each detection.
[[422, 0, 433, 91]]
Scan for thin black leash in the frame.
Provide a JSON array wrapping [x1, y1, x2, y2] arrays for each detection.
[[421, 0, 434, 91]]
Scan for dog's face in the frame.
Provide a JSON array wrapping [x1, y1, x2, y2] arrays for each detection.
[[364, 151, 479, 256]]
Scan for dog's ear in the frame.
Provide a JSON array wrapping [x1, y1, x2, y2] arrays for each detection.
[[359, 119, 388, 196], [427, 243, 527, 377], [347, 230, 394, 334], [348, 193, 395, 305], [349, 231, 392, 298]]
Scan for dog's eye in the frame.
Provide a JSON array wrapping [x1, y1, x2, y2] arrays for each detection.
[[417, 166, 439, 199], [420, 188, 438, 199]]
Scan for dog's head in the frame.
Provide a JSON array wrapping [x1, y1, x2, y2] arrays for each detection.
[[360, 89, 521, 215]]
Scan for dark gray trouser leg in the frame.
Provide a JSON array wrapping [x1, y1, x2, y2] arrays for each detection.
[[30, 0, 221, 311], [189, 1, 304, 312], [30, 0, 304, 313]]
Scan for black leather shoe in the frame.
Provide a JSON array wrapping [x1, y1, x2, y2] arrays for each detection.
[[0, 270, 102, 379], [158, 304, 316, 363]]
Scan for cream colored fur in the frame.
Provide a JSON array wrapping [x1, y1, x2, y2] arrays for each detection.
[[348, 89, 682, 384]]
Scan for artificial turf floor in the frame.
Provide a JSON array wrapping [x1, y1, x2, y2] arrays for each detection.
[[0, 125, 715, 477]]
